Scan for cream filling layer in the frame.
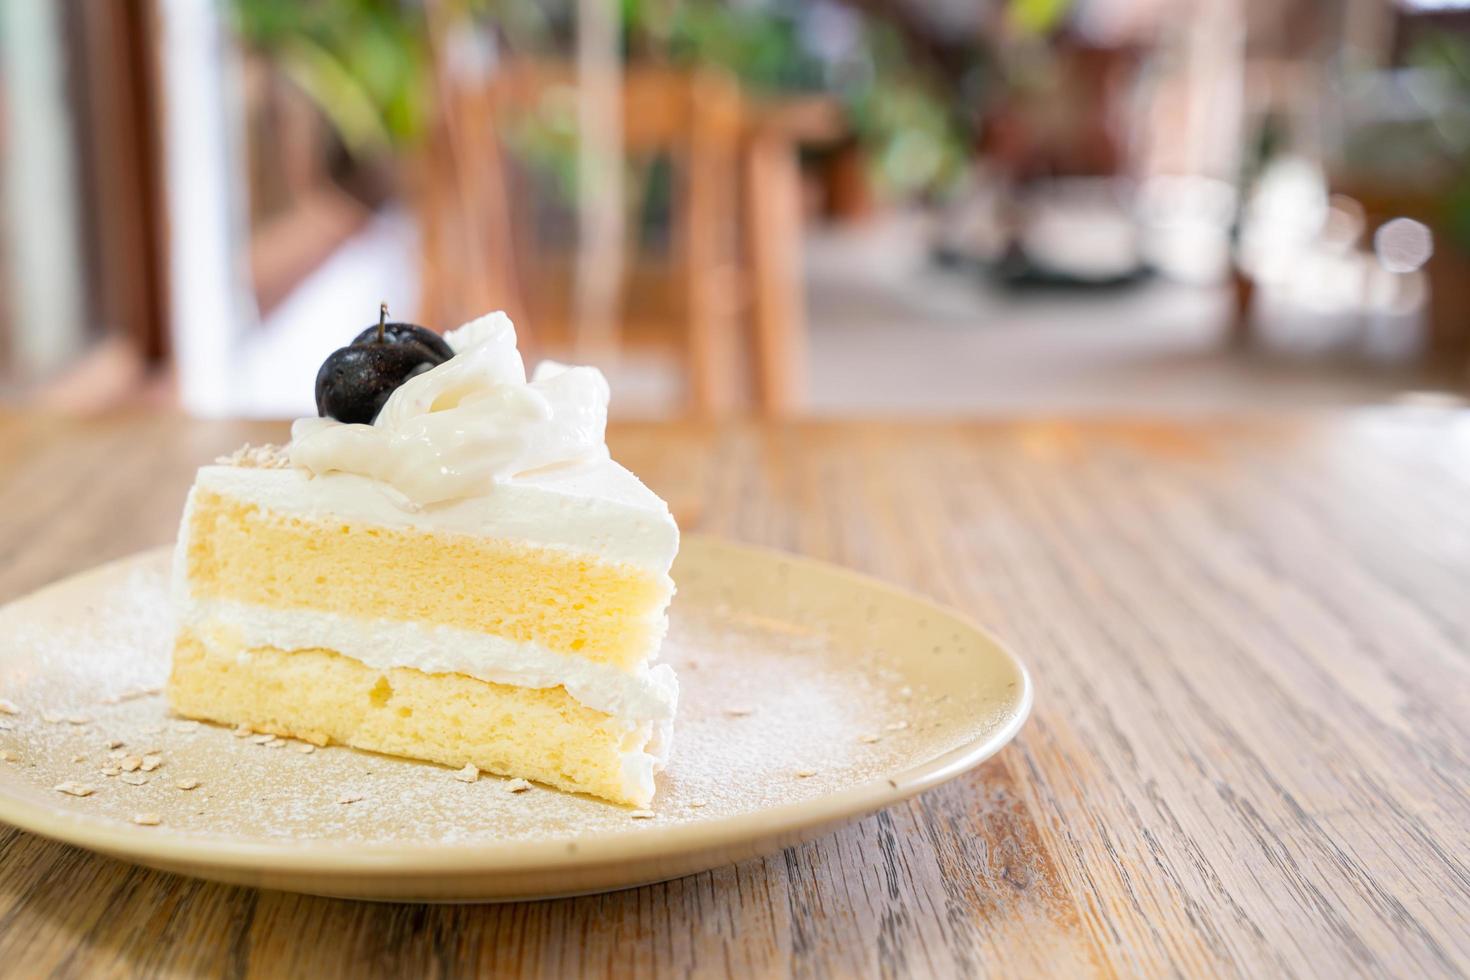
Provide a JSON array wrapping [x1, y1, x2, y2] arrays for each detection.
[[626, 717, 675, 801], [177, 598, 678, 722]]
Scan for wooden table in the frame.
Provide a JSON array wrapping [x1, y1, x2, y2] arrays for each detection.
[[1, 411, 1468, 978]]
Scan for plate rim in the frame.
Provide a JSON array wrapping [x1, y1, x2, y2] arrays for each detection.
[[0, 536, 1033, 879]]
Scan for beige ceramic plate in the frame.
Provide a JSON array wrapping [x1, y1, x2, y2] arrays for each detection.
[[0, 535, 1030, 902]]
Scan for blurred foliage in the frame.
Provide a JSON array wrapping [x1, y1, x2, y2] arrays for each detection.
[[232, 0, 995, 200], [231, 0, 432, 155], [1409, 33, 1470, 252], [623, 1, 975, 199], [1008, 0, 1071, 36], [842, 24, 971, 199], [637, 0, 825, 94], [1339, 30, 1470, 253], [502, 81, 583, 205]]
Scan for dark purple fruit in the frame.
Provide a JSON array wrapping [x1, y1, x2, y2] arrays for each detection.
[[314, 304, 454, 423], [315, 343, 439, 424], [351, 321, 454, 361]]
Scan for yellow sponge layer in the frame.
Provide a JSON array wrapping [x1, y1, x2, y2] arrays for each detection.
[[185, 491, 670, 670], [168, 630, 656, 806]]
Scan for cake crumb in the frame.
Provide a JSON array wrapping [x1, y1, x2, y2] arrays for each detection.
[[119, 755, 142, 772], [176, 779, 200, 791], [0, 699, 18, 715], [266, 739, 286, 748], [337, 794, 364, 805], [629, 810, 656, 820], [0, 749, 19, 763], [505, 778, 532, 794], [251, 734, 277, 745], [140, 754, 163, 772], [216, 442, 291, 469], [232, 724, 253, 738], [54, 781, 95, 797], [108, 749, 127, 761], [858, 733, 882, 744], [100, 766, 121, 777], [795, 769, 818, 778], [119, 772, 150, 786], [453, 764, 479, 783], [293, 742, 316, 754], [884, 720, 909, 732], [104, 738, 124, 750], [688, 800, 707, 808], [132, 813, 161, 826], [41, 711, 63, 724], [65, 714, 91, 726], [71, 753, 87, 763]]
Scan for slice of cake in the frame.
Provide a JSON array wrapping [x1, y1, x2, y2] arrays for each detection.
[[168, 311, 679, 806]]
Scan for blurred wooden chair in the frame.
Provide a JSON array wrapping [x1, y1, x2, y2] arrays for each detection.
[[742, 95, 842, 414], [418, 58, 813, 416], [415, 59, 527, 347]]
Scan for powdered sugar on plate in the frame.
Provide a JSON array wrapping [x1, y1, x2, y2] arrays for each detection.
[[0, 547, 1020, 847]]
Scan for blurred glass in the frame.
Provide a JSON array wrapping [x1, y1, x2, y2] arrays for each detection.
[[1374, 216, 1434, 273]]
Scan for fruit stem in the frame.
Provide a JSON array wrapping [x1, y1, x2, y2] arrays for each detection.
[[377, 302, 388, 343]]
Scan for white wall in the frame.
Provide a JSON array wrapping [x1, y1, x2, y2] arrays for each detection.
[[0, 0, 87, 380], [157, 0, 259, 416]]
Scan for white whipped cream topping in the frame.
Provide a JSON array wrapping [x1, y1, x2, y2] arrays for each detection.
[[290, 312, 612, 507], [189, 462, 679, 574]]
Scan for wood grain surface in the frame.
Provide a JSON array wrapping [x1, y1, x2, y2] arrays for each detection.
[[0, 410, 1467, 978]]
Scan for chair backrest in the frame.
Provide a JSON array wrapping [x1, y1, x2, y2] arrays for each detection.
[[486, 61, 742, 155], [417, 58, 747, 413]]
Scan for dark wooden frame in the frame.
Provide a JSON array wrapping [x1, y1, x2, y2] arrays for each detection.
[[66, 0, 170, 366]]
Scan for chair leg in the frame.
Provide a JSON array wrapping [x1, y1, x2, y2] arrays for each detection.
[[745, 134, 807, 416], [684, 81, 742, 416], [1227, 266, 1255, 349]]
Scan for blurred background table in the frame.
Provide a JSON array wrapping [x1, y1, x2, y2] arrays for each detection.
[[1, 410, 1468, 977]]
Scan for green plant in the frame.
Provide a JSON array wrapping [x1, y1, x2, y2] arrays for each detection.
[[641, 1, 825, 94], [1409, 33, 1470, 252], [1007, 0, 1072, 36], [1338, 31, 1470, 253], [231, 0, 433, 155], [843, 24, 972, 200], [629, 1, 975, 200], [233, 0, 986, 201]]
